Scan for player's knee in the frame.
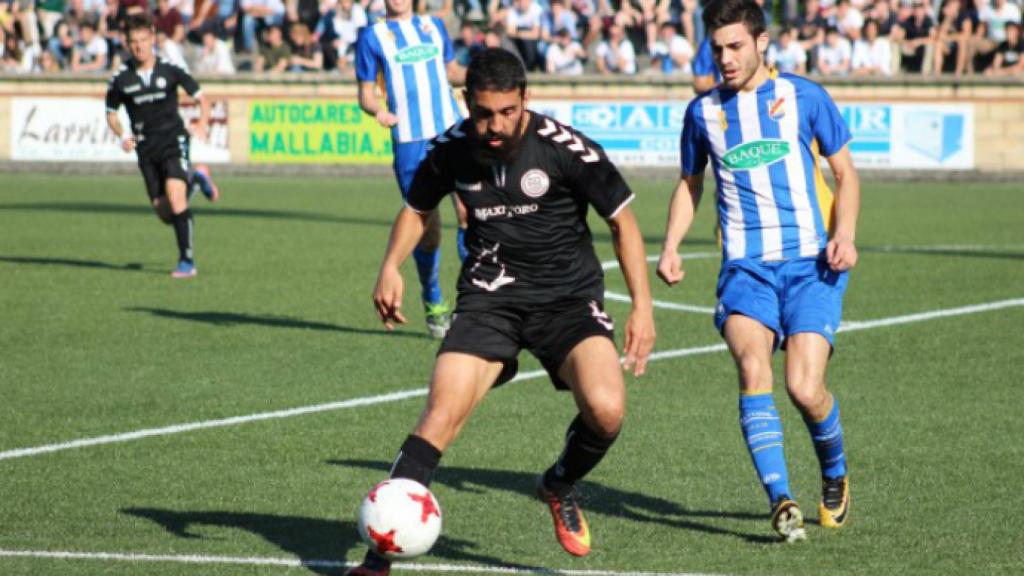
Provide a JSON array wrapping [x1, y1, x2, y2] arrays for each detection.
[[736, 354, 772, 391], [585, 396, 625, 438], [786, 378, 827, 412]]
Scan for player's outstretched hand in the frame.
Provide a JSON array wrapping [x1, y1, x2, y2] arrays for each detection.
[[622, 306, 655, 377], [826, 237, 858, 271], [656, 249, 684, 286], [120, 135, 136, 153], [373, 265, 407, 330], [375, 110, 399, 128]]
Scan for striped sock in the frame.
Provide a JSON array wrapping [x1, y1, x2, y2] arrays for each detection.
[[739, 393, 792, 504], [805, 395, 847, 479]]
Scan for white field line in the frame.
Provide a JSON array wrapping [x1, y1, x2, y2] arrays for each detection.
[[601, 252, 719, 271], [2, 298, 1022, 464], [0, 549, 724, 576], [605, 291, 716, 315]]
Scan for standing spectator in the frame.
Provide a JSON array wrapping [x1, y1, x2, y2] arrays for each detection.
[[897, 1, 935, 73], [240, 0, 286, 52], [870, 0, 897, 36], [254, 23, 290, 69], [190, 0, 239, 43], [816, 25, 851, 74], [851, 17, 891, 73], [505, 0, 543, 70], [595, 21, 637, 73], [768, 25, 808, 73], [549, 0, 578, 42], [37, 44, 60, 69], [650, 21, 693, 73], [155, 0, 187, 43], [195, 27, 236, 71], [545, 25, 585, 72], [933, 0, 975, 74], [156, 29, 188, 68], [169, 0, 194, 27], [72, 19, 110, 70], [287, 21, 322, 69], [14, 0, 39, 50], [986, 19, 1023, 74], [968, 0, 1021, 72]]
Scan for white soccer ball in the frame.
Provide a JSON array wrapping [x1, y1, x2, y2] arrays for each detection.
[[357, 478, 442, 559]]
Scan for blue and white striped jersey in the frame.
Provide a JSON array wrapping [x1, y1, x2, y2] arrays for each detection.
[[680, 71, 852, 262], [355, 15, 462, 144]]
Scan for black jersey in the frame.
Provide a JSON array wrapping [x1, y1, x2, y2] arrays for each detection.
[[408, 111, 635, 309], [105, 57, 200, 156]]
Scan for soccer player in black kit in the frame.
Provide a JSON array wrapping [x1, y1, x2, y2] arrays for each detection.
[[347, 47, 656, 576], [105, 14, 219, 278]]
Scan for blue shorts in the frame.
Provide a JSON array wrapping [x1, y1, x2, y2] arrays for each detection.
[[713, 257, 849, 351], [393, 139, 431, 198]]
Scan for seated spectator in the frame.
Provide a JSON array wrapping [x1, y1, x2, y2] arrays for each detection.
[[154, 0, 186, 44], [47, 18, 75, 67], [986, 19, 1022, 74], [156, 29, 188, 68], [969, 0, 1021, 72], [650, 21, 693, 74], [933, 0, 975, 75], [72, 19, 109, 71], [189, 0, 239, 44], [816, 25, 851, 74], [897, 0, 935, 73], [505, 0, 544, 71], [37, 45, 60, 70], [767, 26, 805, 73], [615, 0, 658, 55], [240, 0, 286, 53], [851, 17, 891, 74], [834, 0, 864, 35], [168, 0, 194, 28], [869, 0, 898, 36], [792, 0, 827, 72], [255, 24, 291, 71], [315, 0, 366, 70], [453, 21, 483, 66], [1, 26, 24, 71], [545, 26, 585, 73], [195, 27, 236, 72], [569, 0, 603, 48], [595, 22, 637, 74], [287, 21, 322, 70]]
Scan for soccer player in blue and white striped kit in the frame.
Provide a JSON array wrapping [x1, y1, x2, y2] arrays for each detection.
[[355, 0, 466, 338], [658, 0, 860, 542]]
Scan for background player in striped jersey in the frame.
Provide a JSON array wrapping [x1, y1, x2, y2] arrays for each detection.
[[355, 0, 467, 339], [657, 0, 860, 542]]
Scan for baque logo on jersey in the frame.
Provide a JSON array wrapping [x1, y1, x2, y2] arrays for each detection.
[[395, 45, 440, 65], [520, 169, 549, 198], [721, 139, 791, 171]]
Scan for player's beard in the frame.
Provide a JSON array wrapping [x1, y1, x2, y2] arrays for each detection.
[[470, 113, 527, 167]]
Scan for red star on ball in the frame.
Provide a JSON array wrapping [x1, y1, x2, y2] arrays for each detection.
[[408, 491, 440, 524], [367, 526, 403, 555], [368, 481, 389, 503]]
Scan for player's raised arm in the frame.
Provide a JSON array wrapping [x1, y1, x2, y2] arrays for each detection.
[[373, 206, 430, 329], [657, 173, 704, 286], [607, 206, 655, 377], [825, 145, 860, 272]]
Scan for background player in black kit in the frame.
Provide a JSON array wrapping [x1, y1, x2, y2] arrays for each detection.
[[348, 48, 656, 576], [105, 14, 219, 279]]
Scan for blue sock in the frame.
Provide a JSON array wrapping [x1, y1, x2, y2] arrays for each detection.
[[412, 246, 442, 306], [805, 395, 846, 479], [739, 393, 792, 504], [456, 227, 468, 262]]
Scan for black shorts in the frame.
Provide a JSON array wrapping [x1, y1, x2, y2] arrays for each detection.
[[137, 135, 191, 200], [438, 299, 616, 390]]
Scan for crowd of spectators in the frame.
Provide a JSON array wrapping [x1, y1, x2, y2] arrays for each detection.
[[0, 0, 1019, 76]]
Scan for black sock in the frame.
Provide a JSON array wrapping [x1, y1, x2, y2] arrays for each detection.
[[543, 415, 618, 494], [389, 434, 442, 487], [171, 209, 194, 264]]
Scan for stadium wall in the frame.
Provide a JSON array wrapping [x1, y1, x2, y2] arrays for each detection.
[[1, 74, 1022, 174]]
